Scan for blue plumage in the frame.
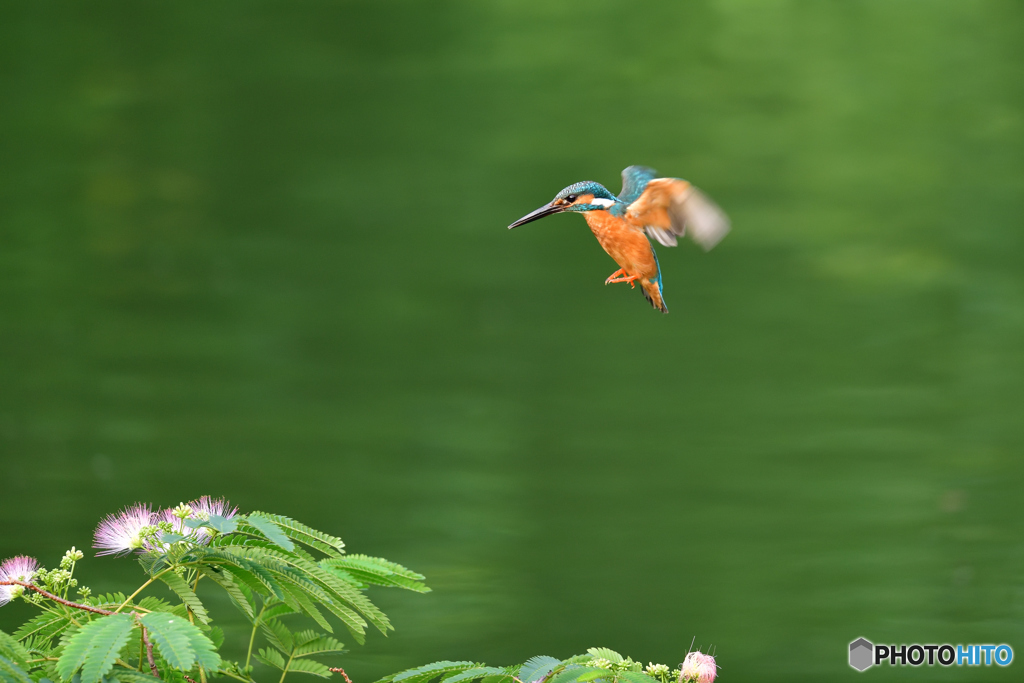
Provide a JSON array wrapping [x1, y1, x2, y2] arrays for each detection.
[[616, 166, 658, 205]]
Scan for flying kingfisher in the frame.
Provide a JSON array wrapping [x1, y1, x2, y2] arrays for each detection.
[[508, 166, 729, 313]]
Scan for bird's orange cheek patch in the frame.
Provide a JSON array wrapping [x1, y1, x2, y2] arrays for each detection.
[[573, 193, 595, 206]]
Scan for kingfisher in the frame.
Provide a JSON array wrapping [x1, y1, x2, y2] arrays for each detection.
[[508, 166, 729, 313]]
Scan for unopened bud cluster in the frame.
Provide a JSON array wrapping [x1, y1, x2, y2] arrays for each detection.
[[644, 664, 670, 680], [642, 662, 681, 683], [586, 657, 641, 674]]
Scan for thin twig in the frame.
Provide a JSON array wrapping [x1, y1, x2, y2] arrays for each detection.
[[0, 580, 113, 615], [114, 567, 175, 614], [141, 626, 161, 679]]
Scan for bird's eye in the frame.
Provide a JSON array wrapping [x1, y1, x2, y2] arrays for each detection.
[[564, 195, 578, 203]]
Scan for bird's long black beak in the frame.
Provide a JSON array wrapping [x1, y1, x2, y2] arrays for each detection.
[[508, 202, 565, 229]]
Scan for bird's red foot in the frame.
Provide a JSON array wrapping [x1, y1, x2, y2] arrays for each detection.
[[605, 268, 626, 284], [605, 269, 640, 288]]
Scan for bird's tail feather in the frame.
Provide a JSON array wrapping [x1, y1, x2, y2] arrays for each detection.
[[641, 278, 668, 314]]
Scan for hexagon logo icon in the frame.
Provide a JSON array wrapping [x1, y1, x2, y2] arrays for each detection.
[[849, 638, 874, 671]]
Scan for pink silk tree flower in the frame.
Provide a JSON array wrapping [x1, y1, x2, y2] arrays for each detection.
[[680, 652, 717, 683], [0, 555, 39, 606], [188, 496, 238, 543], [93, 504, 155, 556]]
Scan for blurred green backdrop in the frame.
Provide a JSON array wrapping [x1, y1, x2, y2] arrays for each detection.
[[2, 1, 1023, 681]]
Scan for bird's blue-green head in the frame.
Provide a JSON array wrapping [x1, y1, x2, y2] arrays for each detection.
[[508, 181, 623, 229]]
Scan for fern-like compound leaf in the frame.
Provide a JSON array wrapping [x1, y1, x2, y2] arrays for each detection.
[[0, 655, 33, 683], [136, 598, 174, 613], [320, 556, 429, 593], [444, 668, 510, 683], [157, 573, 209, 625], [518, 656, 561, 683], [547, 666, 608, 683], [200, 550, 283, 599], [292, 636, 345, 658], [280, 584, 333, 634], [13, 612, 73, 643], [56, 613, 134, 683], [139, 613, 220, 672], [206, 514, 238, 535], [104, 668, 164, 683], [586, 649, 622, 665], [390, 661, 481, 683], [287, 555, 391, 634], [259, 620, 293, 655], [614, 673, 659, 683], [261, 602, 298, 622], [244, 515, 296, 552], [249, 512, 345, 556], [254, 648, 286, 671], [286, 660, 333, 678], [0, 631, 29, 668], [198, 567, 254, 620]]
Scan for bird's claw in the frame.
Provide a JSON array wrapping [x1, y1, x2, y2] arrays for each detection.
[[605, 269, 640, 288]]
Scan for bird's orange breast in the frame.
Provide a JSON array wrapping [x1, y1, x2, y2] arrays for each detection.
[[583, 211, 659, 280]]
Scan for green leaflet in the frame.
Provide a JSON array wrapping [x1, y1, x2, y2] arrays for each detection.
[[203, 551, 283, 599], [56, 613, 134, 683], [292, 636, 344, 658], [206, 515, 237, 535], [560, 657, 593, 667], [139, 613, 220, 672], [280, 583, 333, 634], [136, 598, 174, 613], [261, 603, 298, 621], [286, 659, 332, 678], [518, 657, 561, 683], [198, 567, 254, 620], [207, 627, 225, 651], [390, 661, 481, 683], [0, 631, 31, 683], [0, 655, 33, 683], [259, 620, 293, 655], [254, 648, 286, 670], [0, 632, 29, 668], [547, 666, 608, 683], [13, 613, 73, 643], [156, 573, 209, 625], [104, 669, 163, 683], [249, 512, 345, 556], [90, 595, 127, 608], [245, 515, 296, 552], [614, 673, 659, 683], [287, 555, 390, 633], [247, 555, 368, 641], [320, 555, 429, 593], [444, 668, 510, 683]]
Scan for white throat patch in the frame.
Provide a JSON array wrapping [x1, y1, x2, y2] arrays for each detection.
[[589, 198, 615, 208]]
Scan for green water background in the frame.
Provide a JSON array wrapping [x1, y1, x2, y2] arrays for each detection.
[[2, 2, 1023, 681]]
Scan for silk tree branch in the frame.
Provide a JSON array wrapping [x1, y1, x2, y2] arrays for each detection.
[[0, 580, 113, 615]]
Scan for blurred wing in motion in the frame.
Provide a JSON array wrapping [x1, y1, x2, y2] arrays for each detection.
[[617, 165, 659, 205], [626, 178, 730, 250]]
